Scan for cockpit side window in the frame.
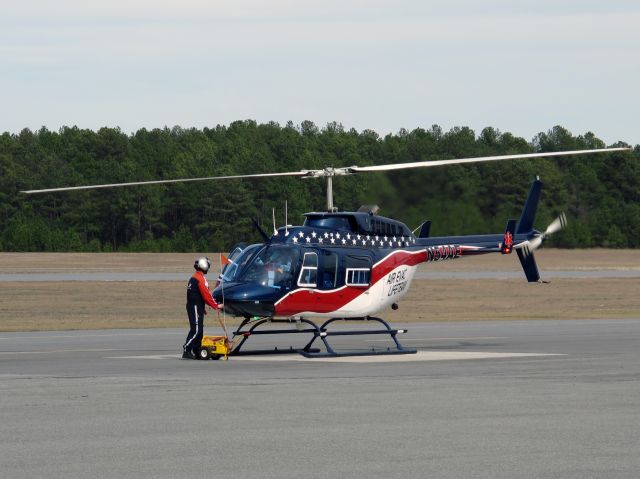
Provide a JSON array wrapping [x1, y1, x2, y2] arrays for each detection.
[[297, 252, 318, 287]]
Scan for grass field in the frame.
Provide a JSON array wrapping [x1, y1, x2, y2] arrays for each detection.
[[1, 250, 638, 332]]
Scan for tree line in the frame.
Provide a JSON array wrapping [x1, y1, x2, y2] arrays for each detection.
[[0, 121, 637, 252]]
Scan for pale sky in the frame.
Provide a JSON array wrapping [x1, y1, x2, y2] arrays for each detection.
[[2, 1, 638, 145]]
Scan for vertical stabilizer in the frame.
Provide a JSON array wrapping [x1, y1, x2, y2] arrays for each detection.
[[517, 177, 543, 234], [418, 220, 432, 238], [516, 248, 541, 282]]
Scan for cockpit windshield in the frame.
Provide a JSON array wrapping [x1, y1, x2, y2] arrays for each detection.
[[236, 245, 301, 289], [219, 244, 262, 282]]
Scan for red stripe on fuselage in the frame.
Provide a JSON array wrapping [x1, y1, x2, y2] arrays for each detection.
[[371, 249, 426, 283], [274, 249, 426, 317]]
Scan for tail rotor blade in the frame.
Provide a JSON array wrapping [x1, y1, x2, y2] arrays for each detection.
[[545, 212, 567, 236], [528, 236, 543, 251], [516, 212, 567, 254]]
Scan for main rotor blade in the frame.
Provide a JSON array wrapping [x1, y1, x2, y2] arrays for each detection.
[[350, 147, 629, 173], [20, 146, 630, 195], [21, 171, 309, 194]]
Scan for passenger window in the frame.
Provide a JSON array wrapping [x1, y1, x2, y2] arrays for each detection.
[[297, 252, 318, 287], [346, 269, 371, 286], [344, 255, 371, 287], [320, 251, 339, 290]]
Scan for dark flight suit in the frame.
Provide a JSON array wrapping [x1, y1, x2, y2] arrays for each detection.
[[184, 270, 218, 356]]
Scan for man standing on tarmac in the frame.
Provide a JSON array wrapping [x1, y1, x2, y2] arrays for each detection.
[[183, 257, 220, 359]]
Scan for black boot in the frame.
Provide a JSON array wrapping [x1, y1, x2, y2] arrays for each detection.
[[182, 350, 196, 359]]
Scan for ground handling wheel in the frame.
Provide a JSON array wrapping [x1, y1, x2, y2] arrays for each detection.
[[198, 347, 211, 360]]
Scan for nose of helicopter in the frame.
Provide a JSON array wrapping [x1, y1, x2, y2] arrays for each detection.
[[212, 282, 281, 318]]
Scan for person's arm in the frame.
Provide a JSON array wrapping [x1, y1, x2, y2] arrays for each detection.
[[197, 276, 219, 309]]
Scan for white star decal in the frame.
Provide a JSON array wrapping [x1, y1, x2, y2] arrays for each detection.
[[366, 235, 370, 240], [305, 237, 311, 243], [311, 231, 317, 238], [362, 240, 367, 245], [341, 239, 346, 244], [336, 232, 341, 239], [379, 241, 384, 246], [318, 238, 323, 244], [356, 234, 361, 240], [298, 231, 305, 238], [346, 233, 351, 240], [293, 237, 298, 244], [388, 241, 393, 247], [392, 236, 397, 242], [383, 236, 388, 242], [375, 236, 379, 241], [324, 232, 329, 238], [330, 238, 336, 244], [352, 239, 357, 245]]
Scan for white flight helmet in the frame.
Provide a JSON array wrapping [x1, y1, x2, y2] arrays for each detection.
[[194, 257, 211, 273]]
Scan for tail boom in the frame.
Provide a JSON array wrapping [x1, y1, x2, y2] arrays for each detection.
[[415, 177, 548, 282]]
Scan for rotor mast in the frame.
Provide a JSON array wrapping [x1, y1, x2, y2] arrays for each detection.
[[303, 166, 354, 212], [326, 176, 334, 212]]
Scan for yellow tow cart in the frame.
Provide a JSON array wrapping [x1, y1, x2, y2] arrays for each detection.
[[198, 335, 235, 360], [195, 309, 239, 360]]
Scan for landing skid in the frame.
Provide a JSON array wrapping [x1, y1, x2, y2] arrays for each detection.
[[230, 316, 417, 358]]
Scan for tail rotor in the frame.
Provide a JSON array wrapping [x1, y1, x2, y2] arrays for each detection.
[[518, 212, 567, 256]]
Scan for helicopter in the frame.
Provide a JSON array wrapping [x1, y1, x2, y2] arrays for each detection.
[[23, 147, 629, 357]]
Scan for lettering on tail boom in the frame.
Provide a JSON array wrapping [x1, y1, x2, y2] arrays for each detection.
[[426, 244, 461, 262]]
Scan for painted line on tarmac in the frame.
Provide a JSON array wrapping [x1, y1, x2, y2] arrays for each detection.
[[108, 351, 564, 362], [0, 331, 179, 340], [110, 354, 181, 360], [231, 351, 563, 363], [0, 348, 132, 355], [303, 351, 564, 363], [366, 336, 508, 342]]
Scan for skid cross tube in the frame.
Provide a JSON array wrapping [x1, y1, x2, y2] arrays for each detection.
[[230, 317, 326, 356], [229, 316, 417, 358]]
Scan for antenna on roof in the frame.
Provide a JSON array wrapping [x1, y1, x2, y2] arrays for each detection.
[[272, 208, 277, 235]]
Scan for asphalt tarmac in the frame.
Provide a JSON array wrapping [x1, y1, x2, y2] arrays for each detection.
[[1, 319, 639, 478]]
